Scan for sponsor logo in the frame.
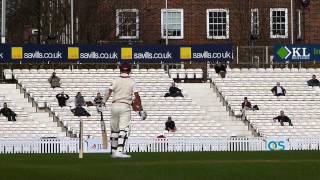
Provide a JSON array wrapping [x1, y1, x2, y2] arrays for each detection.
[[193, 51, 232, 59], [277, 46, 310, 60], [121, 47, 132, 60], [11, 47, 23, 60], [80, 52, 118, 59], [24, 51, 62, 59], [133, 52, 172, 59], [267, 141, 286, 151], [68, 47, 79, 60], [180, 47, 192, 60]]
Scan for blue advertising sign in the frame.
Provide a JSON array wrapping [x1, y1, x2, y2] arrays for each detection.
[[274, 45, 320, 62], [0, 44, 10, 63], [0, 44, 233, 63]]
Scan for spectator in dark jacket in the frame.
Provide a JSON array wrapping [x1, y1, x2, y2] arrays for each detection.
[[56, 91, 69, 107], [307, 75, 320, 87], [48, 72, 61, 88], [273, 110, 293, 126], [0, 103, 17, 121], [241, 97, 252, 111], [214, 62, 227, 78], [75, 92, 85, 107], [165, 116, 177, 132], [71, 92, 90, 117], [271, 82, 286, 96], [164, 82, 184, 97]]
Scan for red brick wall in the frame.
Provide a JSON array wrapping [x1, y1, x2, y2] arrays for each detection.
[[96, 0, 315, 46], [302, 0, 320, 44]]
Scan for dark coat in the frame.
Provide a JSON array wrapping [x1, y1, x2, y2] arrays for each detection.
[[165, 120, 176, 131], [273, 115, 291, 122], [307, 79, 320, 86], [0, 107, 16, 117], [56, 94, 69, 107], [214, 64, 226, 74], [242, 101, 252, 109], [271, 86, 286, 95]]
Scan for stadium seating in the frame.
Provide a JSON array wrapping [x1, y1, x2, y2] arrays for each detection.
[[0, 88, 66, 140], [210, 68, 320, 138], [169, 69, 203, 80], [8, 68, 229, 139]]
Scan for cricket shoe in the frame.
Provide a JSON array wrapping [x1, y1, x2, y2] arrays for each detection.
[[111, 151, 131, 159]]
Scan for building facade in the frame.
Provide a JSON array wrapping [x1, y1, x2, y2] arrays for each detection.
[[92, 0, 317, 46]]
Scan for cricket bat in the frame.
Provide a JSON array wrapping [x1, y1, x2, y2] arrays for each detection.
[[100, 111, 108, 149]]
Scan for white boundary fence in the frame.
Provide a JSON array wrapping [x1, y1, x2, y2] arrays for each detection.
[[0, 138, 79, 154], [1, 137, 320, 154], [126, 137, 265, 152]]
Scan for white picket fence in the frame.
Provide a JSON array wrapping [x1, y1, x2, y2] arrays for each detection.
[[126, 137, 265, 152], [0, 138, 79, 154], [1, 137, 320, 154]]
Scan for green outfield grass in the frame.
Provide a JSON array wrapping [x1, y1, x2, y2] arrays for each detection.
[[0, 151, 320, 180]]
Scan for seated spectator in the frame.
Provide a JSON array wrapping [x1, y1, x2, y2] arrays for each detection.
[[75, 92, 85, 107], [56, 91, 69, 107], [307, 75, 320, 87], [94, 93, 103, 106], [241, 97, 252, 111], [71, 92, 90, 116], [48, 72, 61, 89], [164, 82, 184, 97], [94, 92, 104, 113], [271, 82, 286, 96], [214, 62, 227, 78], [165, 116, 177, 132], [273, 110, 293, 126], [0, 103, 17, 121]]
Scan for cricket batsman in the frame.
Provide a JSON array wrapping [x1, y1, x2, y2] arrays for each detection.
[[103, 63, 146, 158]]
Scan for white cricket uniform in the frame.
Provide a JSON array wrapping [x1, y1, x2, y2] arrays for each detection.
[[108, 73, 138, 152]]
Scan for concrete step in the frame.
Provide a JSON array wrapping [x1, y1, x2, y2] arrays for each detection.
[[180, 83, 253, 137]]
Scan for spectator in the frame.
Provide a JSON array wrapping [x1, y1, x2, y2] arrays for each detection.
[[241, 97, 252, 111], [164, 82, 184, 97], [94, 93, 103, 106], [273, 110, 293, 126], [75, 92, 85, 107], [271, 82, 286, 96], [94, 92, 104, 113], [307, 75, 320, 87], [165, 116, 177, 132], [71, 92, 90, 116], [56, 91, 69, 107], [48, 72, 61, 89], [214, 62, 227, 78], [0, 103, 17, 121]]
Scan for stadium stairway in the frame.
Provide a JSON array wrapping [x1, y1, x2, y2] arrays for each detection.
[[180, 83, 253, 137], [0, 84, 66, 138]]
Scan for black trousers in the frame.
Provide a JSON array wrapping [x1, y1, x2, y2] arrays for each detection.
[[6, 113, 16, 121]]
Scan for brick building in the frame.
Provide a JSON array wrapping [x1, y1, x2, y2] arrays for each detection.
[[4, 0, 319, 65], [90, 0, 317, 46]]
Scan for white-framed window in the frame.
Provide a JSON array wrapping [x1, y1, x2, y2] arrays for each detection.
[[206, 9, 229, 39], [251, 9, 259, 37], [161, 9, 184, 39], [116, 9, 139, 39], [270, 8, 288, 38]]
